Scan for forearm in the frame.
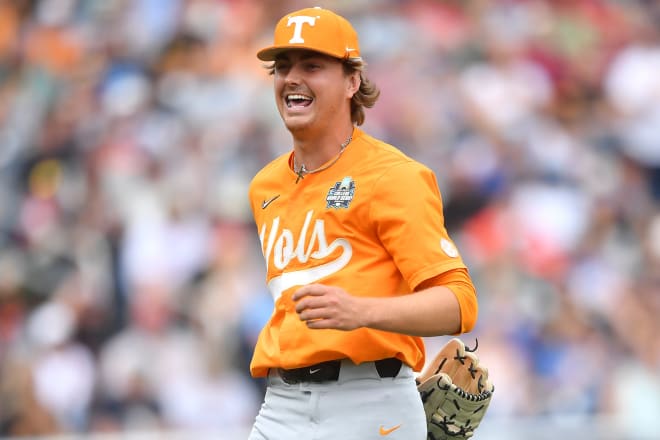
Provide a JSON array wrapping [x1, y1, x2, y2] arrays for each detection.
[[360, 286, 461, 337], [293, 269, 477, 335]]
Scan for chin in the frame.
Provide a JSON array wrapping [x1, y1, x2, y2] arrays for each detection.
[[283, 115, 313, 133]]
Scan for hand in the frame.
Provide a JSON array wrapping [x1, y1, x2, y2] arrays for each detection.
[[292, 284, 365, 331]]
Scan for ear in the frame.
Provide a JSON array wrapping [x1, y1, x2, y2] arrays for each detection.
[[347, 72, 361, 98]]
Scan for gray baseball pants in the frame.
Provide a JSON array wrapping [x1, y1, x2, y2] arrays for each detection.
[[248, 360, 426, 439]]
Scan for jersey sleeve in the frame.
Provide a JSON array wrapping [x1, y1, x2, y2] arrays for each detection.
[[417, 268, 478, 334], [369, 161, 467, 291]]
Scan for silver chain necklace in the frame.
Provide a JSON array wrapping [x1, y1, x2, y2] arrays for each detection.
[[294, 134, 352, 184]]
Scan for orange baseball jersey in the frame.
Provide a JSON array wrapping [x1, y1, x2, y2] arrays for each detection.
[[248, 127, 476, 377]]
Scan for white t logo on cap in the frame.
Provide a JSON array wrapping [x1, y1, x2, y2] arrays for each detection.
[[287, 16, 317, 43]]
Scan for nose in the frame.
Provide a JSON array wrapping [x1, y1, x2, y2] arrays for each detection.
[[283, 64, 303, 87]]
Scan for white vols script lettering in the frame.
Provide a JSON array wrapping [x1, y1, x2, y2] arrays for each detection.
[[259, 210, 352, 302], [287, 16, 317, 44]]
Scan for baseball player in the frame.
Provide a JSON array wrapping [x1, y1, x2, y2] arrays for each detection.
[[247, 7, 478, 440]]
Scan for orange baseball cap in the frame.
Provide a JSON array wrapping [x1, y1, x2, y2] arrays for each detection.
[[257, 7, 361, 61]]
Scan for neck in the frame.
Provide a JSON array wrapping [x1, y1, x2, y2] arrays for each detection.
[[292, 127, 354, 171], [292, 129, 353, 183]]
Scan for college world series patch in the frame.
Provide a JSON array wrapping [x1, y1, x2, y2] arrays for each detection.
[[326, 177, 355, 209]]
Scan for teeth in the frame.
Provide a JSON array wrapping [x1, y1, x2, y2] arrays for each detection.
[[286, 93, 313, 108], [287, 94, 312, 101]]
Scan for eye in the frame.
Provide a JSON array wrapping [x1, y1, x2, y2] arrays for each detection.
[[274, 62, 290, 75]]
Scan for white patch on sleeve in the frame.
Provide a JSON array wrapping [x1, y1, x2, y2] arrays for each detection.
[[440, 238, 459, 258]]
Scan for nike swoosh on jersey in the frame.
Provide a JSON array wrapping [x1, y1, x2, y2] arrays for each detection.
[[262, 195, 280, 209]]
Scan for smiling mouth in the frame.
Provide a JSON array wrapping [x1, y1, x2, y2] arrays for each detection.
[[286, 93, 313, 108]]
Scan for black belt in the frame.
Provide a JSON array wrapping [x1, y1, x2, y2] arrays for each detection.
[[276, 358, 402, 385]]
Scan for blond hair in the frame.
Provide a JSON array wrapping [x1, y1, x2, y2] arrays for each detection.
[[343, 58, 380, 126]]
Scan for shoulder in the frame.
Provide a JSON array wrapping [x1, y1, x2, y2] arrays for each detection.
[[248, 152, 291, 214], [249, 152, 290, 189], [356, 131, 435, 184]]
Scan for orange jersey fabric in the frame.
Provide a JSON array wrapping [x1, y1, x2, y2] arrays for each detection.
[[248, 127, 476, 377]]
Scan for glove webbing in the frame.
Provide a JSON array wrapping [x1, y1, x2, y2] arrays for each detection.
[[424, 384, 492, 439]]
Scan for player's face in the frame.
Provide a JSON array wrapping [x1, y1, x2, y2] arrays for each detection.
[[273, 50, 357, 136]]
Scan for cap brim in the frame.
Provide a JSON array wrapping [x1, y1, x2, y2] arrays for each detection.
[[256, 45, 349, 61], [256, 46, 289, 61]]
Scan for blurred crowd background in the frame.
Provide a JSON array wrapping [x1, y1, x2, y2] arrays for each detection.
[[0, 0, 659, 438]]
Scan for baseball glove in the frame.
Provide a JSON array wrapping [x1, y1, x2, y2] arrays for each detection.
[[417, 338, 494, 439]]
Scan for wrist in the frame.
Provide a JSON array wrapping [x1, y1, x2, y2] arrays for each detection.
[[358, 296, 379, 330]]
